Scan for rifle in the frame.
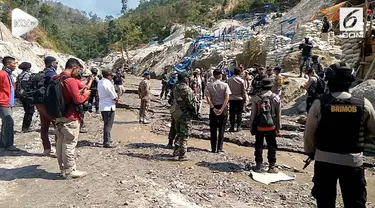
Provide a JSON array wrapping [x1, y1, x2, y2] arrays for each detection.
[[303, 157, 314, 170]]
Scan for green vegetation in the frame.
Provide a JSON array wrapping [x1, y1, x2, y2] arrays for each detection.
[[0, 0, 299, 60]]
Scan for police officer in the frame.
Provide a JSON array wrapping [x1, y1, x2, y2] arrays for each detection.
[[170, 72, 196, 160], [304, 62, 375, 208]]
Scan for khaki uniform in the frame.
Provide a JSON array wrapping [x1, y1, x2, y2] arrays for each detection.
[[138, 79, 151, 120]]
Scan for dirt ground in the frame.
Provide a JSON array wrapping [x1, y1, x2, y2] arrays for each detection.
[[1, 75, 375, 208]]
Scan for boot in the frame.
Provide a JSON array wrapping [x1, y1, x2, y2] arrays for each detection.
[[139, 117, 143, 124], [142, 119, 150, 124], [268, 164, 279, 174], [236, 124, 242, 132], [252, 163, 263, 173], [167, 140, 173, 149], [178, 155, 188, 161], [228, 125, 235, 132], [64, 170, 87, 179]]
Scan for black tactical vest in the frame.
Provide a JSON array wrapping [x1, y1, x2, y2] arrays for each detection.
[[316, 94, 364, 154]]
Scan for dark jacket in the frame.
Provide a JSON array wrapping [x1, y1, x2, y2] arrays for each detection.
[[299, 43, 313, 57]]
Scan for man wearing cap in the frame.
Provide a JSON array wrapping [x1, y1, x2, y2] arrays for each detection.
[[205, 69, 232, 153], [304, 62, 375, 207], [251, 67, 267, 95], [138, 72, 151, 124], [310, 55, 324, 78], [249, 78, 281, 173], [227, 67, 247, 132], [98, 70, 118, 148], [16, 62, 35, 132], [35, 56, 59, 156], [170, 72, 196, 160], [271, 66, 284, 97]]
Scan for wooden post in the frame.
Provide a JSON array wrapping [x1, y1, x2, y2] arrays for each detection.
[[364, 57, 375, 81]]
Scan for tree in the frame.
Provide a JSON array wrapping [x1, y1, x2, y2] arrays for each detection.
[[121, 0, 128, 14], [105, 15, 114, 22]]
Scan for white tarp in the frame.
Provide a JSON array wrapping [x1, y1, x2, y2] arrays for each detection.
[[249, 171, 295, 185]]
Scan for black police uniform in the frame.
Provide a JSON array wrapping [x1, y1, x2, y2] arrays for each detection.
[[312, 94, 367, 208]]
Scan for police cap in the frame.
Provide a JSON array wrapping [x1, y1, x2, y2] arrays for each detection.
[[325, 62, 355, 83]]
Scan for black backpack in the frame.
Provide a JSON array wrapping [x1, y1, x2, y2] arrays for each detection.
[[21, 72, 47, 104], [44, 76, 69, 118], [257, 95, 276, 131], [15, 72, 30, 99]]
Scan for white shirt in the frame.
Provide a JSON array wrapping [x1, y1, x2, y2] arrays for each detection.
[[98, 78, 118, 112]]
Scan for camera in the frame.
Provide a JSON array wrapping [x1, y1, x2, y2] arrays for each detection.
[[76, 102, 93, 113]]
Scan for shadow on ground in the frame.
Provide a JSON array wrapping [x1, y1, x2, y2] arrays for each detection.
[[196, 161, 244, 172], [126, 142, 169, 149], [0, 165, 59, 181], [0, 149, 44, 157], [114, 120, 140, 125], [77, 140, 102, 148], [119, 152, 177, 161]]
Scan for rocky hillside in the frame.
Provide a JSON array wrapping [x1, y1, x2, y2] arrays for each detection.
[[0, 22, 81, 76]]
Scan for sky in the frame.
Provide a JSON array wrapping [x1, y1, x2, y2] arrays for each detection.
[[56, 0, 140, 18]]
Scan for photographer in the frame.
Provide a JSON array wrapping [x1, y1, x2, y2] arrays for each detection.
[[54, 58, 90, 179]]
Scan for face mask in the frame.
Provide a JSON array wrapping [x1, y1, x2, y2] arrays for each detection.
[[51, 65, 58, 71]]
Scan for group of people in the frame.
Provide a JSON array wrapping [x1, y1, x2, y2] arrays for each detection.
[[1, 51, 375, 207], [165, 64, 283, 173], [165, 59, 375, 207], [0, 56, 122, 179]]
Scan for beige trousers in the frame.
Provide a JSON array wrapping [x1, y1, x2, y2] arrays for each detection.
[[55, 117, 80, 173], [139, 99, 150, 119]]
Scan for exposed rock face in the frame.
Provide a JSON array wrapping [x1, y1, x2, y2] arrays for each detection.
[[0, 22, 81, 77]]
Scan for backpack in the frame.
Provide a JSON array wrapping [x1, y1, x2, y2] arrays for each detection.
[[44, 76, 69, 118], [256, 95, 276, 131], [21, 72, 47, 104], [15, 72, 30, 99]]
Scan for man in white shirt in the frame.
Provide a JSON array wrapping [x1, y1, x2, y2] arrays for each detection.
[[98, 70, 119, 148]]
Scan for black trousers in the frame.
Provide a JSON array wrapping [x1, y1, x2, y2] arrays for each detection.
[[21, 100, 35, 131], [209, 105, 228, 153], [254, 131, 277, 164], [160, 84, 169, 99], [229, 100, 243, 128], [101, 111, 115, 145], [88, 90, 99, 111], [306, 96, 317, 113], [312, 161, 367, 208]]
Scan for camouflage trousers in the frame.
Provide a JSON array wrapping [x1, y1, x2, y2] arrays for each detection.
[[172, 117, 190, 157]]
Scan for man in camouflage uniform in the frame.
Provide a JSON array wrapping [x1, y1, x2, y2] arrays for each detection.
[[170, 72, 196, 160]]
